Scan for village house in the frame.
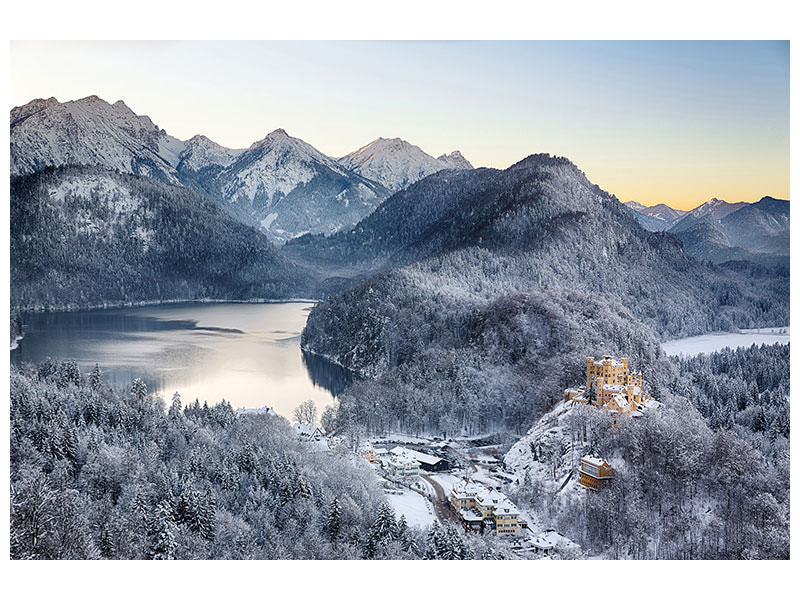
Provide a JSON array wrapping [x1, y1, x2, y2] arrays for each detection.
[[449, 479, 521, 536], [564, 355, 653, 414], [390, 446, 449, 472], [235, 405, 278, 417], [530, 530, 580, 557], [358, 440, 377, 463], [385, 453, 420, 483], [293, 423, 327, 441], [578, 454, 616, 490]]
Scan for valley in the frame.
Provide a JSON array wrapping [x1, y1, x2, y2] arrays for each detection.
[[8, 93, 790, 561]]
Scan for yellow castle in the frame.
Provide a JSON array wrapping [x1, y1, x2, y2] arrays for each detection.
[[564, 355, 652, 414]]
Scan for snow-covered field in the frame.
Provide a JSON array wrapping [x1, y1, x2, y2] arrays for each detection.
[[384, 488, 437, 529], [662, 326, 789, 357]]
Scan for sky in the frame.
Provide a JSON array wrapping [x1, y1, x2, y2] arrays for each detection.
[[10, 41, 789, 209]]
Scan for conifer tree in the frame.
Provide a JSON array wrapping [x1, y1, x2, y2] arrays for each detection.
[[326, 497, 342, 542], [148, 500, 177, 560], [90, 363, 102, 389]]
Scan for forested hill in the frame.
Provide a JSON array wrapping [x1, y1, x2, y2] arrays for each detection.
[[294, 154, 788, 340], [10, 166, 314, 310], [299, 154, 787, 438]]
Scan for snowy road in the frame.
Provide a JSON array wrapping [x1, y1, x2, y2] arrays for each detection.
[[421, 474, 461, 525]]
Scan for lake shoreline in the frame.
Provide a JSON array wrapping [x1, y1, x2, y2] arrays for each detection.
[[16, 296, 321, 316], [11, 302, 342, 417]]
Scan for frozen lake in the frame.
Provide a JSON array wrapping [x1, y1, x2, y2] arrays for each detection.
[[10, 302, 352, 418], [662, 326, 790, 357]]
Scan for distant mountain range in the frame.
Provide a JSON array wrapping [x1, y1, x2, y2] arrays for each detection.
[[623, 201, 687, 231], [11, 96, 473, 244], [625, 196, 789, 267], [10, 94, 788, 316]]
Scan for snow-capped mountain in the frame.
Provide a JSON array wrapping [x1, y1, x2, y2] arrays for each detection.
[[339, 137, 473, 192], [176, 134, 244, 175], [11, 96, 185, 185], [212, 129, 390, 243], [436, 150, 473, 171], [623, 201, 686, 231], [667, 196, 789, 266], [685, 197, 748, 221]]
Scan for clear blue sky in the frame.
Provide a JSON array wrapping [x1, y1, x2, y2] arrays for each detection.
[[11, 41, 789, 209]]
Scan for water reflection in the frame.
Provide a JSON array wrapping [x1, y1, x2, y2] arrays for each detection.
[[11, 302, 351, 419], [302, 350, 356, 398]]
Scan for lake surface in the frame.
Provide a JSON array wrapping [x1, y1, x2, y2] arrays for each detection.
[[662, 325, 790, 357], [10, 302, 352, 418]]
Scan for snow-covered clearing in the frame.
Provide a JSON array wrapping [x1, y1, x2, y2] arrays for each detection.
[[662, 325, 789, 357], [384, 488, 437, 529]]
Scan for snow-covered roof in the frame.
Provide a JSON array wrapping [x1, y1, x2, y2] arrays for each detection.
[[581, 455, 606, 468], [603, 384, 625, 392], [532, 530, 578, 551], [451, 480, 488, 498], [495, 499, 519, 514], [459, 509, 484, 522], [235, 405, 278, 416], [390, 446, 445, 465], [611, 393, 629, 407], [388, 453, 420, 467], [293, 423, 326, 437], [591, 356, 626, 367]]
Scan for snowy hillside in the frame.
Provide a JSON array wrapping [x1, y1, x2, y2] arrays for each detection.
[[339, 137, 472, 192], [11, 96, 185, 185], [10, 166, 312, 309]]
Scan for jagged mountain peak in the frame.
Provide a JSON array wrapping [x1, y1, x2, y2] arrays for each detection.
[[437, 150, 473, 170], [340, 136, 472, 192], [10, 95, 185, 183], [177, 134, 243, 173], [687, 197, 748, 220]]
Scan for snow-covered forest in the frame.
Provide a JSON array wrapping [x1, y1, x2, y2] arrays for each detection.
[[10, 166, 313, 311], [669, 343, 789, 460], [10, 361, 508, 560], [310, 286, 671, 436], [506, 394, 789, 559]]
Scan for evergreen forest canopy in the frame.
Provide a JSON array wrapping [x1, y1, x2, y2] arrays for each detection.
[[10, 362, 508, 560], [10, 166, 314, 311]]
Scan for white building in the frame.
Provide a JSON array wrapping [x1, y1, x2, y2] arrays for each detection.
[[386, 453, 420, 482]]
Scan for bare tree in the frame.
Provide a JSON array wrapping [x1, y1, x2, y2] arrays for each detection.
[[293, 399, 317, 425]]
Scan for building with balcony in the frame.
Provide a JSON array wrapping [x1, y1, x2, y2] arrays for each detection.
[[578, 454, 616, 490]]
